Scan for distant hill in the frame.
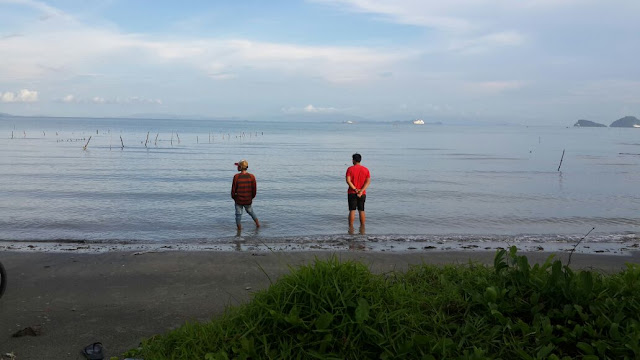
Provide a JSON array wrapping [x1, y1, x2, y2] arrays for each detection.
[[610, 116, 640, 128], [573, 119, 607, 127], [0, 112, 13, 117]]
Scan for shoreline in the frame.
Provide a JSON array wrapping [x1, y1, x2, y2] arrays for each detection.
[[1, 250, 639, 358], [1, 235, 639, 256]]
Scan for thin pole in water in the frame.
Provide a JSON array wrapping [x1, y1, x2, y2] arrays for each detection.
[[83, 136, 92, 151], [557, 149, 565, 171]]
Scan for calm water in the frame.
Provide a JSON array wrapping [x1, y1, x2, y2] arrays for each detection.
[[1, 116, 639, 247]]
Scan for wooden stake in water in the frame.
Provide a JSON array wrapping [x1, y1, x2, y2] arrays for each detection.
[[144, 132, 149, 148], [155, 133, 159, 146], [83, 136, 92, 150], [557, 149, 565, 171], [120, 135, 124, 149]]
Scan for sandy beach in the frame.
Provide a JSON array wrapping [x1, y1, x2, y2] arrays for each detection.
[[1, 249, 639, 359]]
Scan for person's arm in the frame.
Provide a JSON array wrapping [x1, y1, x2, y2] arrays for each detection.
[[252, 175, 257, 199], [357, 177, 371, 197], [231, 175, 237, 199], [346, 174, 357, 191]]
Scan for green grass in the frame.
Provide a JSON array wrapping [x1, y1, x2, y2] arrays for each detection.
[[124, 248, 640, 359]]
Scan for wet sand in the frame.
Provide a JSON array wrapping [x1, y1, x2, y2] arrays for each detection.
[[0, 249, 638, 359]]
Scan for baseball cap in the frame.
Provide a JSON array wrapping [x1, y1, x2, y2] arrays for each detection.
[[235, 159, 248, 169]]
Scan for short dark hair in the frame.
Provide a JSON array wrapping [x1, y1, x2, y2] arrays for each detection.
[[352, 153, 362, 162]]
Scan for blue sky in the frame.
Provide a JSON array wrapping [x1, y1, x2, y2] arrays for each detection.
[[1, 0, 639, 124]]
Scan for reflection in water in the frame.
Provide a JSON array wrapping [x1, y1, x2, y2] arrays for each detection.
[[558, 171, 563, 191]]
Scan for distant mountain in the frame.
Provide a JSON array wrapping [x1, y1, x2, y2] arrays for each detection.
[[610, 116, 640, 128], [573, 119, 607, 127], [260, 112, 368, 123], [0, 112, 13, 117], [126, 113, 239, 121]]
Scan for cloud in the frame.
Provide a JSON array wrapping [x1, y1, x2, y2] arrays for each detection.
[[312, 0, 472, 31], [0, 2, 409, 85], [1, 89, 39, 103], [281, 104, 339, 113], [58, 94, 162, 105], [447, 31, 525, 54], [61, 94, 75, 103], [312, 0, 587, 31]]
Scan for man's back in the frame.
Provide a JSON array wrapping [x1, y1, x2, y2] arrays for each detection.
[[232, 172, 256, 205], [346, 164, 370, 194]]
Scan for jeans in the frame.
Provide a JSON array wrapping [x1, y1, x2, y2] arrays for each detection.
[[235, 203, 257, 226]]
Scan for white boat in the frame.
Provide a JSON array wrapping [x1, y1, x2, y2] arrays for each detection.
[[634, 124, 640, 128], [413, 119, 425, 125]]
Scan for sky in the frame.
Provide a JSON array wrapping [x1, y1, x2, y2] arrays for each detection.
[[1, 0, 639, 125]]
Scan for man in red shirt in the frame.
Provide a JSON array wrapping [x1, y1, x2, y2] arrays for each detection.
[[345, 153, 371, 232], [231, 159, 260, 231]]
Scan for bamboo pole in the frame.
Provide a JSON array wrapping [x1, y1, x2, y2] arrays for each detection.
[[557, 149, 565, 171], [120, 136, 124, 149], [83, 136, 92, 150], [145, 132, 149, 148]]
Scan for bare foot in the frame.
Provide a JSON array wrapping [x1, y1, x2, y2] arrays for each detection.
[[255, 219, 260, 228]]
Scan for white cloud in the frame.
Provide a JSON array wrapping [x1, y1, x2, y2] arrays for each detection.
[[58, 94, 162, 105], [312, 0, 473, 31], [447, 31, 525, 54], [281, 104, 339, 113], [0, 89, 39, 103], [312, 0, 588, 31], [0, 2, 409, 85]]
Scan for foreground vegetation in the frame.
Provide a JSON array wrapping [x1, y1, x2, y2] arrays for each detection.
[[125, 248, 640, 359]]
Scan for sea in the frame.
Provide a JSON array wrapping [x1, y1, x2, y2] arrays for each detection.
[[1, 116, 639, 253]]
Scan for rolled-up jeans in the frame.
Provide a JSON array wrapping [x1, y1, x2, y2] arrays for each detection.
[[235, 203, 257, 226]]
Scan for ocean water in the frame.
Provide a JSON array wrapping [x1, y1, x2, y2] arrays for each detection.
[[1, 116, 639, 249]]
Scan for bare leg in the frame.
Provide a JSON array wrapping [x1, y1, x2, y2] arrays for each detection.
[[348, 210, 356, 230], [358, 211, 366, 227]]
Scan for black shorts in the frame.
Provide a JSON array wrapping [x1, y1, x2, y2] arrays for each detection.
[[348, 193, 366, 211]]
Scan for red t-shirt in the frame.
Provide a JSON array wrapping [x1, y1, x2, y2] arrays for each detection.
[[346, 164, 370, 194]]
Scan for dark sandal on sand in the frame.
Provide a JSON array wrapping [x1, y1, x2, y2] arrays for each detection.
[[82, 342, 104, 360]]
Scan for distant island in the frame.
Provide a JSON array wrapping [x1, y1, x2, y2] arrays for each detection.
[[610, 116, 640, 128], [572, 116, 640, 128], [573, 119, 606, 127]]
